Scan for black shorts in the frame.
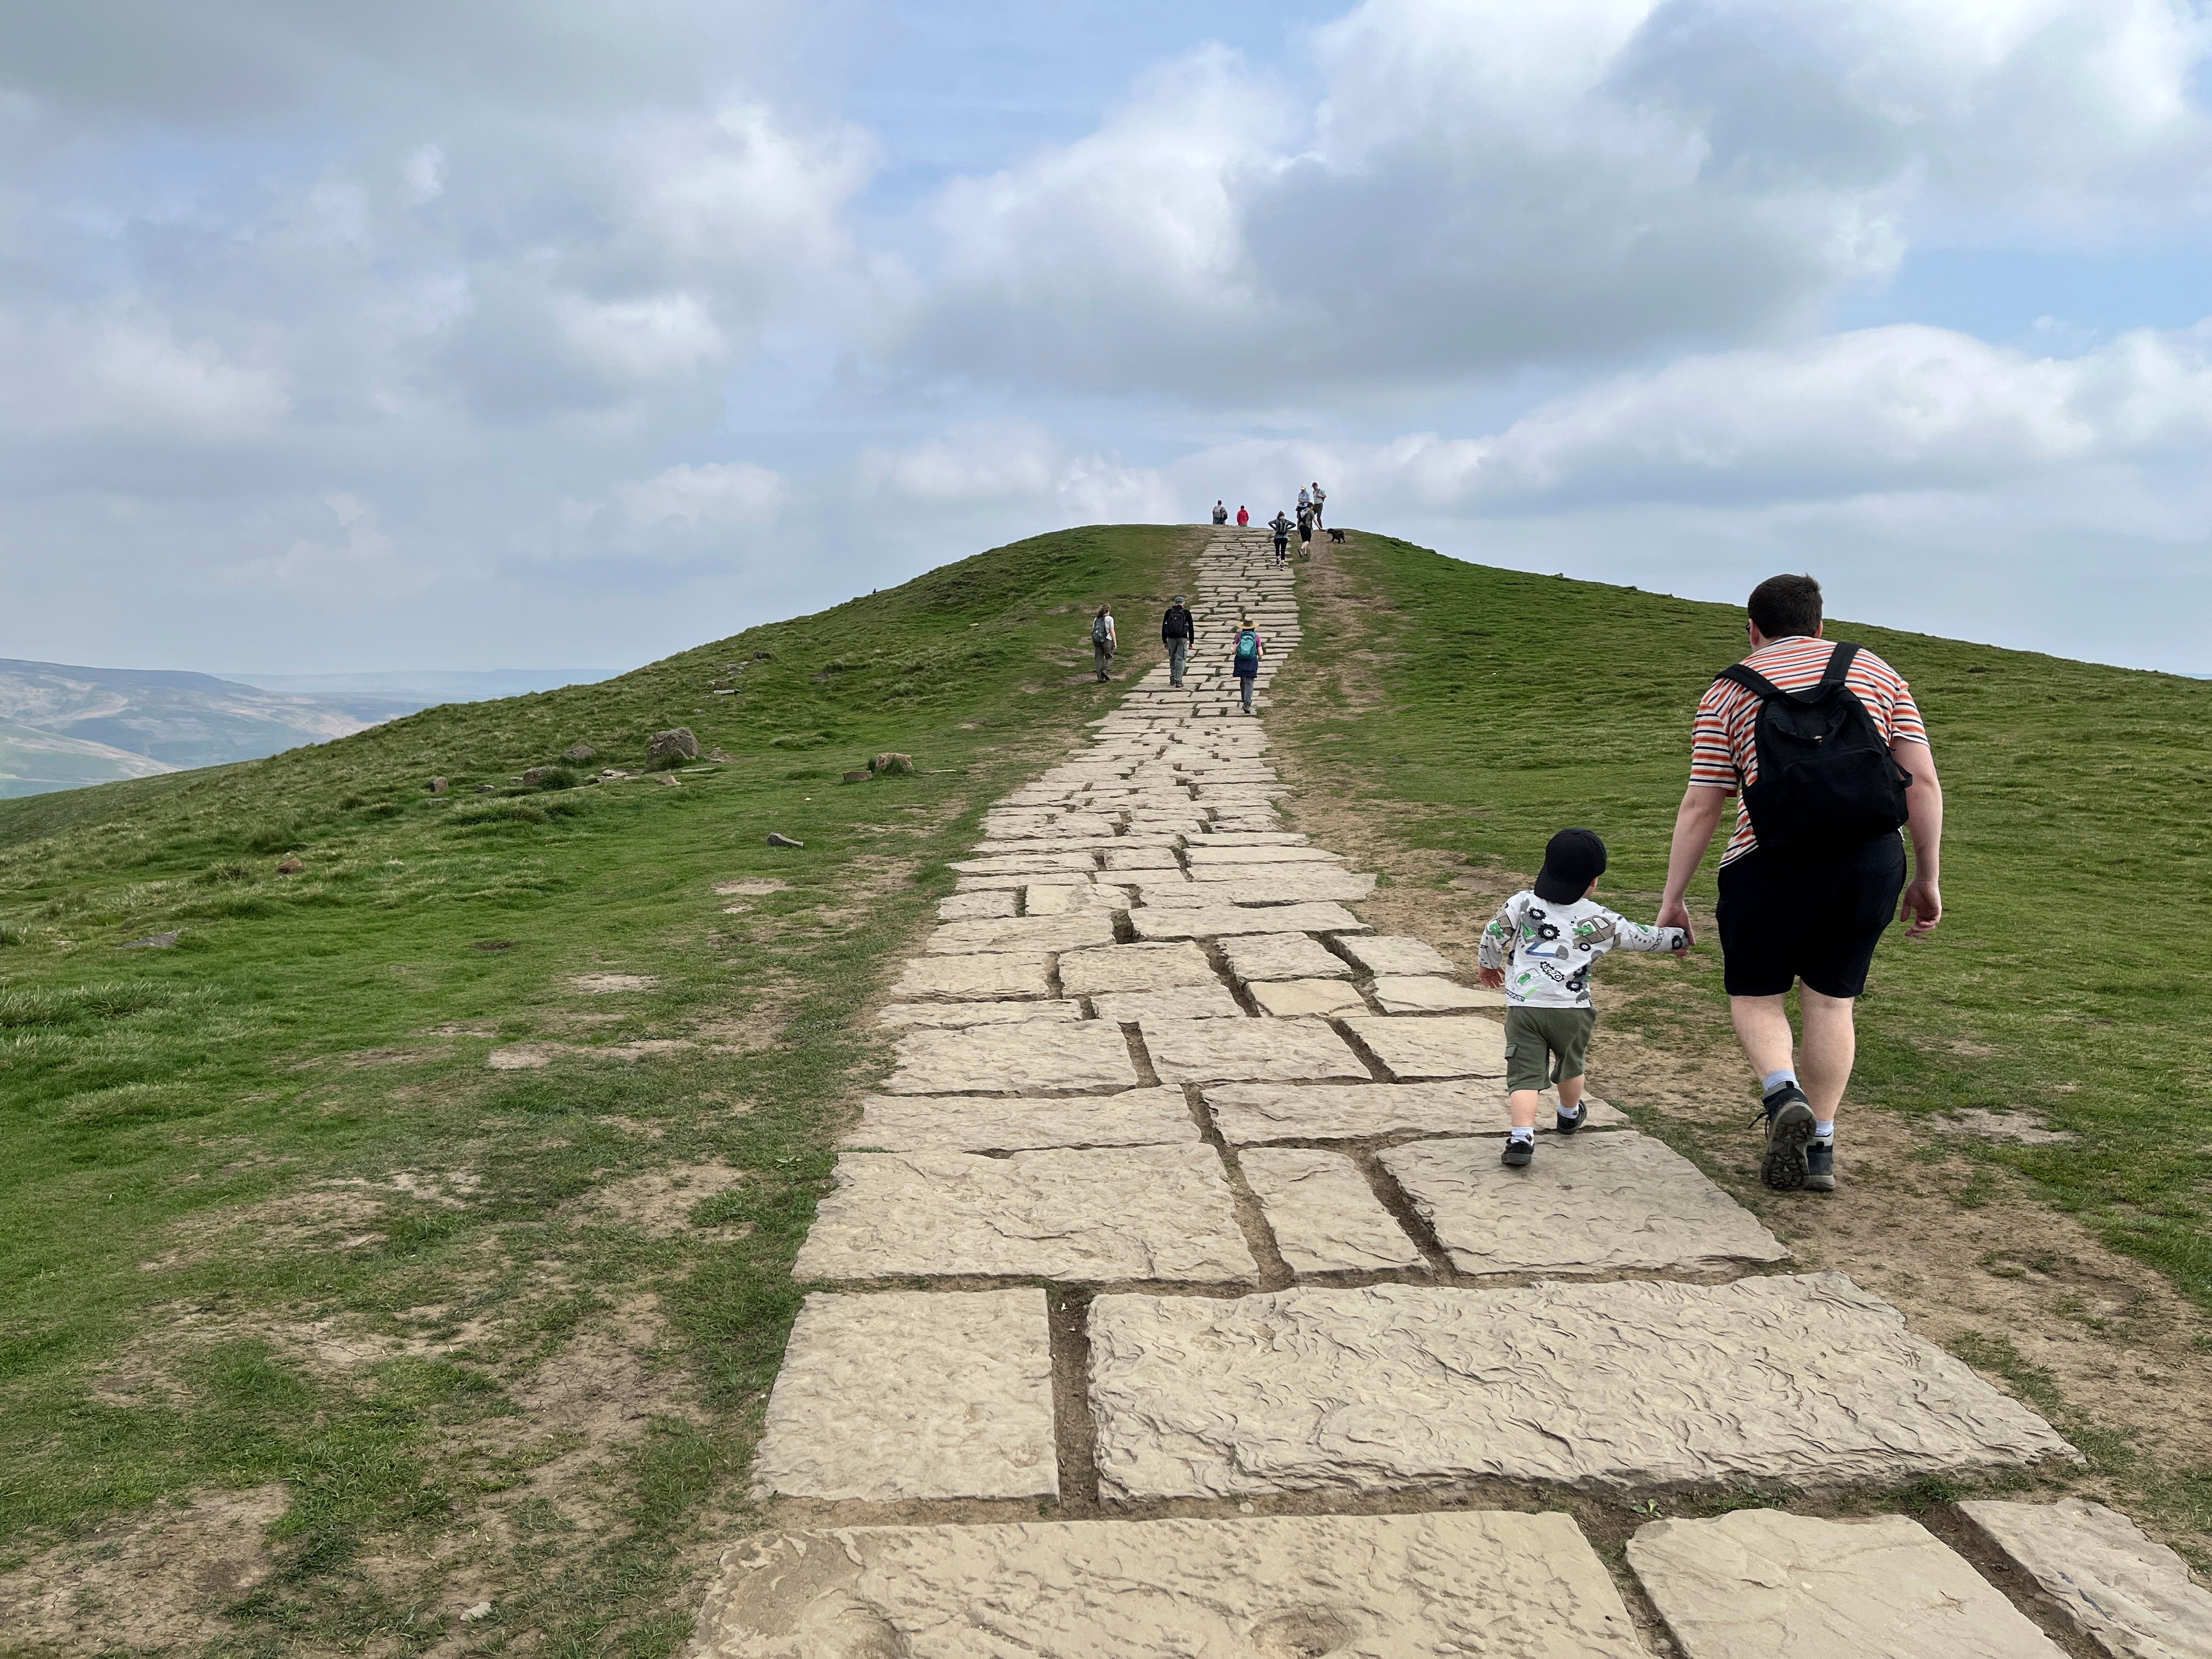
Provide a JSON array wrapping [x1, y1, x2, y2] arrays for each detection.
[[1714, 834, 1906, 999]]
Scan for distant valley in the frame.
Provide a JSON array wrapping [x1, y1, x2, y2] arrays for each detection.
[[0, 661, 607, 797]]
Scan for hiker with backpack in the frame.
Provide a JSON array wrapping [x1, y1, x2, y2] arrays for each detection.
[[1296, 505, 1313, 557], [1212, 501, 1228, 525], [1161, 595, 1197, 687], [1268, 512, 1293, 565], [1231, 617, 1263, 713], [1657, 573, 1944, 1197], [1090, 605, 1118, 682]]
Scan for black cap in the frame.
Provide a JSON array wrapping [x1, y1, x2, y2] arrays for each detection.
[[1533, 828, 1607, 904]]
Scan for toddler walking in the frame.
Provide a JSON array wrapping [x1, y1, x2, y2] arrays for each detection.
[[1477, 828, 1686, 1167]]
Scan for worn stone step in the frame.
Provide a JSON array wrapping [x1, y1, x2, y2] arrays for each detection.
[[1959, 1498, 2212, 1659], [1087, 1275, 2076, 1500], [1378, 1130, 1790, 1274], [1204, 1078, 1628, 1142], [691, 1511, 1649, 1658], [1239, 1147, 1426, 1273], [753, 1289, 1057, 1502], [883, 1021, 1138, 1095], [841, 1086, 1197, 1153], [1141, 1016, 1369, 1083], [1629, 1509, 2064, 1658], [1342, 1012, 1506, 1080], [795, 1146, 1257, 1283]]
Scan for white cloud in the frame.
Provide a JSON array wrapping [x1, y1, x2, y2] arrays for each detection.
[[225, 493, 439, 597], [861, 423, 1178, 523], [551, 290, 727, 382], [402, 144, 445, 204], [615, 460, 786, 528], [0, 307, 291, 436]]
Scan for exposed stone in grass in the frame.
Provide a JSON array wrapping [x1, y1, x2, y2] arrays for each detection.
[[648, 727, 700, 764]]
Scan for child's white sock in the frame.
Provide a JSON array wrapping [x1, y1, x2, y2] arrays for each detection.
[[1508, 1127, 1536, 1144], [1813, 1120, 1835, 1142], [1761, 1068, 1799, 1097]]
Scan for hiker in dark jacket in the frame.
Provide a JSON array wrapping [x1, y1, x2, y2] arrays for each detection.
[[1268, 512, 1292, 565], [1161, 597, 1197, 688]]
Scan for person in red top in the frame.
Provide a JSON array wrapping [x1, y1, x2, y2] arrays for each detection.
[[1658, 573, 1943, 1197], [1235, 505, 1249, 526]]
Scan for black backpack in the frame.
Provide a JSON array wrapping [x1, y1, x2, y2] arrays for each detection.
[[1712, 643, 1911, 854]]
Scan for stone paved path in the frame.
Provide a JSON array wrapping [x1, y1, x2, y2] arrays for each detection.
[[692, 529, 2142, 1657]]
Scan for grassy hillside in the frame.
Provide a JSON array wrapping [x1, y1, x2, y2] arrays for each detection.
[[0, 526, 1195, 1656], [1280, 534, 2212, 1304]]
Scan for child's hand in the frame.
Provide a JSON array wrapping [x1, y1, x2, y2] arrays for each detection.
[[1479, 967, 1504, 990]]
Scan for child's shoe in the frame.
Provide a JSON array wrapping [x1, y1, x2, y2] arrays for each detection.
[[1500, 1136, 1534, 1169], [1555, 1103, 1588, 1135]]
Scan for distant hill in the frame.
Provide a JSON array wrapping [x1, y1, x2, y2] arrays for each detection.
[[0, 659, 416, 797], [223, 669, 612, 716]]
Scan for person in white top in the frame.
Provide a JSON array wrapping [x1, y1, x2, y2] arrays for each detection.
[[1310, 481, 1325, 529]]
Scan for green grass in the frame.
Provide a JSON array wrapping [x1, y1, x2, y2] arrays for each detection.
[[0, 524, 1195, 1656], [1279, 534, 2212, 1307]]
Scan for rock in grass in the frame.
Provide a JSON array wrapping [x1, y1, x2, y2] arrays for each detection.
[[276, 857, 305, 874], [428, 776, 448, 794], [562, 743, 596, 763], [649, 727, 701, 765], [767, 832, 804, 848], [521, 766, 550, 784], [843, 769, 871, 783], [119, 930, 180, 950], [870, 752, 916, 776], [476, 783, 496, 793]]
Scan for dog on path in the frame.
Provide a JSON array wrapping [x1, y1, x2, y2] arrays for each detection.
[[1327, 527, 1347, 543]]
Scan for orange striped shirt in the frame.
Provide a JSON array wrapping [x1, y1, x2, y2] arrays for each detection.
[[1691, 637, 1927, 864]]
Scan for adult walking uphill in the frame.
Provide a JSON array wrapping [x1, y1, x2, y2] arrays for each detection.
[[1090, 604, 1118, 682], [1231, 614, 1263, 714], [1657, 573, 1944, 1195], [1160, 594, 1197, 689], [1268, 511, 1293, 566]]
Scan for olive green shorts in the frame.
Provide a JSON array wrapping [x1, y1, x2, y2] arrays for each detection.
[[1503, 1005, 1596, 1093]]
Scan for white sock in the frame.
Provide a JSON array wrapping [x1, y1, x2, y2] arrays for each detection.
[[1761, 1068, 1799, 1097], [1813, 1120, 1835, 1141], [1508, 1127, 1535, 1144]]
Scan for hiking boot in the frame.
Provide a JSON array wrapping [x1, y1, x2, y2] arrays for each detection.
[[1804, 1139, 1836, 1193], [1555, 1103, 1588, 1135], [1501, 1137, 1534, 1170], [1754, 1085, 1816, 1190]]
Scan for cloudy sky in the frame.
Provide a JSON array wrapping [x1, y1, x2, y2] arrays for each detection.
[[5, 0, 2211, 676]]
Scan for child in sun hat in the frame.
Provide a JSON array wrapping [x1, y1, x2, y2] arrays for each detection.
[[1477, 828, 1688, 1168]]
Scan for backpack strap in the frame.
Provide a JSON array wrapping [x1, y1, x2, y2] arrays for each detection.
[[1714, 663, 1784, 701], [1821, 641, 1860, 685]]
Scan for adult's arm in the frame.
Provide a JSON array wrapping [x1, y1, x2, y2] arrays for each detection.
[[1894, 736, 1942, 935], [1657, 786, 1730, 945]]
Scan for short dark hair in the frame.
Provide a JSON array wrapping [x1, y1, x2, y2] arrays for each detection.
[[1747, 574, 1822, 639]]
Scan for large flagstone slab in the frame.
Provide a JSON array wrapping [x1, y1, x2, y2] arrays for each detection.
[[1204, 1080, 1628, 1142], [1250, 977, 1368, 1017], [753, 1290, 1056, 1502], [950, 851, 1100, 875], [797, 1146, 1256, 1283], [1628, 1510, 2063, 1659], [1371, 974, 1506, 1012], [892, 952, 1052, 1002], [1381, 1131, 1789, 1274], [1186, 870, 1379, 904], [927, 913, 1117, 955], [937, 889, 1016, 921], [842, 1086, 1197, 1152], [883, 1022, 1138, 1095], [1186, 844, 1340, 865], [877, 1000, 1079, 1030], [1057, 940, 1215, 996], [1338, 934, 1458, 976], [1221, 932, 1351, 981], [1142, 1017, 1369, 1083], [1959, 1498, 2212, 1659], [1090, 983, 1246, 1023], [1129, 902, 1365, 941], [691, 1510, 1648, 1659], [1344, 1013, 1507, 1079], [1087, 1274, 2076, 1499], [1240, 1148, 1425, 1273]]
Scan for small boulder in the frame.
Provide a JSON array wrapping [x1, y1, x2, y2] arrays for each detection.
[[428, 776, 449, 795], [870, 752, 916, 776], [658, 776, 682, 787], [843, 769, 871, 783], [562, 743, 597, 764], [276, 857, 305, 874], [766, 832, 804, 848], [648, 726, 701, 765], [476, 783, 496, 793], [521, 766, 550, 785]]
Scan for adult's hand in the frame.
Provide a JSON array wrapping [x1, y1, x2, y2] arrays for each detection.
[[1479, 966, 1504, 990], [1657, 896, 1696, 949], [1900, 877, 1942, 936]]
